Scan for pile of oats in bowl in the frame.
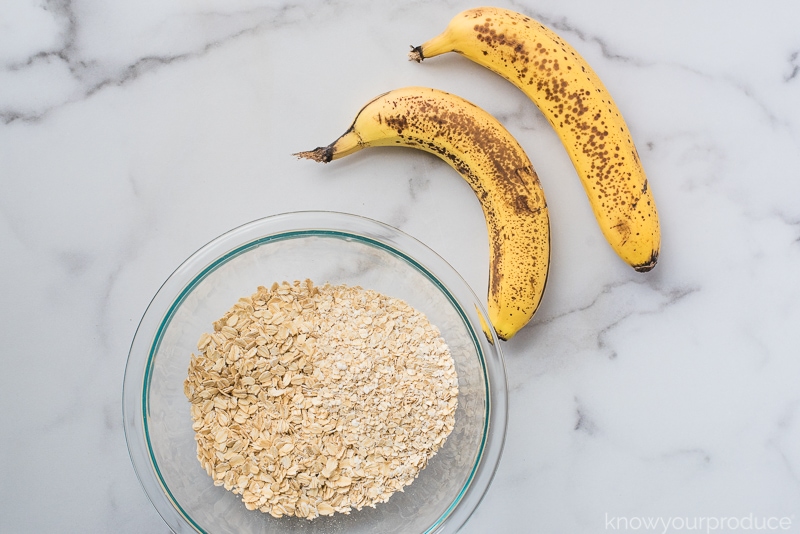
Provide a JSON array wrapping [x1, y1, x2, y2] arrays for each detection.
[[183, 279, 459, 520]]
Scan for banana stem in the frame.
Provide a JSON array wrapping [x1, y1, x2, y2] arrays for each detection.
[[293, 147, 333, 163], [408, 30, 455, 62], [408, 46, 425, 62], [294, 128, 363, 163]]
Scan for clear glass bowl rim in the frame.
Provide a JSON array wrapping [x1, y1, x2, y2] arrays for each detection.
[[122, 210, 508, 534]]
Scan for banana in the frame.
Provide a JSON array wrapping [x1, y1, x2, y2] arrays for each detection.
[[410, 7, 660, 272], [295, 86, 549, 341]]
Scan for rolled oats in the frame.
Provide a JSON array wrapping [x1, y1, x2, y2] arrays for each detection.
[[184, 280, 458, 520]]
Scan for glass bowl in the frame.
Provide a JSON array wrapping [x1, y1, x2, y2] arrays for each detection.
[[123, 211, 507, 534]]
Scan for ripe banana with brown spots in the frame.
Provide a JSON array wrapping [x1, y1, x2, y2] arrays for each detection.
[[410, 7, 660, 272], [295, 86, 549, 341]]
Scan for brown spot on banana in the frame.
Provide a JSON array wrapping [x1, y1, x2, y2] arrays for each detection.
[[295, 86, 550, 341], [410, 7, 661, 271]]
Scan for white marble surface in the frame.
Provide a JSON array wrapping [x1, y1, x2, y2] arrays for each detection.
[[2, 0, 800, 532]]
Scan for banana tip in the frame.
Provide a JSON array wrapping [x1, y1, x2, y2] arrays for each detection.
[[495, 331, 512, 342], [632, 251, 659, 273]]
